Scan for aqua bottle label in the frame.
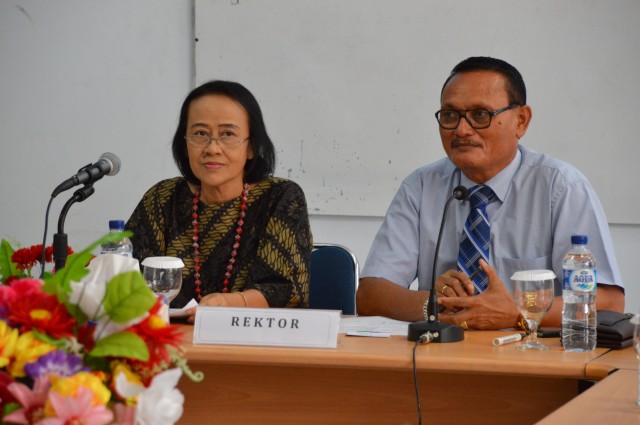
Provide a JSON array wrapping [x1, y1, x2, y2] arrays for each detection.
[[563, 269, 596, 291]]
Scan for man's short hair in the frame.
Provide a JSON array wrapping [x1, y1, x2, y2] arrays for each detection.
[[441, 57, 527, 105]]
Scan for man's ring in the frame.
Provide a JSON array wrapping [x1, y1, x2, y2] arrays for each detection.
[[440, 284, 452, 295], [460, 321, 469, 330]]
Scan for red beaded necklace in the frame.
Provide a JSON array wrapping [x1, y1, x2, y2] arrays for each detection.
[[191, 183, 249, 300]]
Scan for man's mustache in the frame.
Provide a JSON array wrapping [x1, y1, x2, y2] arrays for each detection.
[[451, 139, 481, 148]]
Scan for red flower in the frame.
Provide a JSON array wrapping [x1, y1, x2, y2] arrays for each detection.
[[126, 300, 185, 381], [2, 278, 76, 339], [3, 275, 20, 285], [77, 322, 97, 352], [9, 244, 73, 273], [11, 246, 40, 272], [0, 278, 43, 318]]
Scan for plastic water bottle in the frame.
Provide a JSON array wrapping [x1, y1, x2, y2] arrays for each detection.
[[100, 220, 133, 257], [562, 235, 597, 351]]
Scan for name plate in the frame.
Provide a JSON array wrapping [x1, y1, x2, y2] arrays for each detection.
[[193, 307, 341, 348]]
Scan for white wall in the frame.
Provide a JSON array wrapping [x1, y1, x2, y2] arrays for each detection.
[[0, 1, 637, 314], [0, 0, 192, 250]]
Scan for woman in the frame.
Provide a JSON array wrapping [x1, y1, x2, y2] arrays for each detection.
[[126, 81, 312, 320]]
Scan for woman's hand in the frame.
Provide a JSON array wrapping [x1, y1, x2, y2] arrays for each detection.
[[186, 293, 230, 323], [186, 290, 268, 323]]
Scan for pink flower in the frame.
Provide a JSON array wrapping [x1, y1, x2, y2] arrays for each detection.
[[111, 403, 136, 425], [37, 387, 113, 425], [3, 377, 50, 424]]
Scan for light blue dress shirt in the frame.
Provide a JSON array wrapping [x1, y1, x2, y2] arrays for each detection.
[[362, 145, 623, 295]]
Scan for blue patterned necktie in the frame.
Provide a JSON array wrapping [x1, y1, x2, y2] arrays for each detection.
[[457, 185, 496, 294]]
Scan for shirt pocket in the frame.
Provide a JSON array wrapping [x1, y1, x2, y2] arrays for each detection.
[[501, 255, 552, 271]]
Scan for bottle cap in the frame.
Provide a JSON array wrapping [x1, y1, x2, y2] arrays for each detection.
[[510, 269, 556, 281], [141, 256, 185, 269], [570, 235, 588, 245], [109, 220, 126, 230]]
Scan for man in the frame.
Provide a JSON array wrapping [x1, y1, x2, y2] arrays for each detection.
[[357, 57, 624, 330]]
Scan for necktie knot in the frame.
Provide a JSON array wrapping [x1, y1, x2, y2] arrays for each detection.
[[469, 185, 496, 210]]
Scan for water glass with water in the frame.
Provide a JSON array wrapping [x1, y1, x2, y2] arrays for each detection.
[[141, 256, 184, 304]]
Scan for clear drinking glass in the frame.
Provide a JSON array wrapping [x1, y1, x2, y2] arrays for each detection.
[[632, 313, 640, 406], [141, 256, 184, 303], [511, 270, 556, 351]]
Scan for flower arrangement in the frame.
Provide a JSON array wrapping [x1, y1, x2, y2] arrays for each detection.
[[0, 233, 201, 424]]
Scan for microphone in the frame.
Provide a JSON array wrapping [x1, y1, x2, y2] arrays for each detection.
[[407, 185, 468, 343], [51, 152, 121, 198]]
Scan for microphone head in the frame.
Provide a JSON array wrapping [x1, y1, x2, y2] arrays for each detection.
[[453, 185, 468, 201], [99, 152, 121, 176]]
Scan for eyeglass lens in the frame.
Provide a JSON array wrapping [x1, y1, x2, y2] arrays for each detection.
[[186, 134, 244, 147], [436, 104, 519, 130], [437, 110, 492, 129]]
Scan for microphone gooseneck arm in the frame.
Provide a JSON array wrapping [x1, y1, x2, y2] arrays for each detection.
[[407, 185, 468, 343], [426, 185, 469, 322], [53, 185, 96, 271]]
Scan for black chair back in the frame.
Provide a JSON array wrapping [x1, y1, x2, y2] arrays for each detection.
[[309, 243, 358, 314]]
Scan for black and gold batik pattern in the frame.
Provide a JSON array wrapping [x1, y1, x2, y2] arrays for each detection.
[[126, 177, 313, 309]]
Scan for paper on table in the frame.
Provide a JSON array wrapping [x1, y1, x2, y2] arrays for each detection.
[[346, 331, 391, 338], [169, 299, 198, 318], [339, 316, 410, 337]]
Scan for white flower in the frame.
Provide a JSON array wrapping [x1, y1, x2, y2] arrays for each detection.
[[114, 367, 145, 399], [69, 254, 147, 340], [70, 254, 141, 318], [93, 313, 147, 341], [135, 368, 184, 425]]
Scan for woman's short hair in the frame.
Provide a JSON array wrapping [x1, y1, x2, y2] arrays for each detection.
[[171, 80, 276, 184]]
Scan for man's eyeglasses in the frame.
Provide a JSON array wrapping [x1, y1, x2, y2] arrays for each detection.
[[435, 103, 521, 130], [185, 134, 249, 148]]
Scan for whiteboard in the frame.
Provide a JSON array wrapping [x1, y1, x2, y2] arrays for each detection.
[[195, 0, 640, 223]]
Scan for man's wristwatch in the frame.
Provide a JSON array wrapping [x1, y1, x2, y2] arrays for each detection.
[[516, 313, 530, 333]]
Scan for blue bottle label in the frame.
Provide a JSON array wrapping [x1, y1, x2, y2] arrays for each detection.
[[563, 269, 596, 291]]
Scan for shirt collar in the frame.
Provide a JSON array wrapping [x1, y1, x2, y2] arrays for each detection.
[[458, 147, 522, 203]]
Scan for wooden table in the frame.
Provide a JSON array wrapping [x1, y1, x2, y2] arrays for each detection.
[[536, 346, 638, 424], [177, 326, 607, 424], [587, 344, 638, 378]]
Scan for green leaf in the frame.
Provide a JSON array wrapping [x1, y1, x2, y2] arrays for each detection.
[[32, 329, 67, 349], [42, 232, 132, 300], [103, 270, 156, 323], [82, 354, 110, 373], [0, 239, 24, 281], [64, 302, 89, 324], [3, 402, 22, 418], [43, 257, 90, 302], [89, 331, 149, 360]]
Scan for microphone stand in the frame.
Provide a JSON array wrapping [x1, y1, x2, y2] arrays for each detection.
[[408, 186, 468, 343], [53, 184, 95, 271]]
